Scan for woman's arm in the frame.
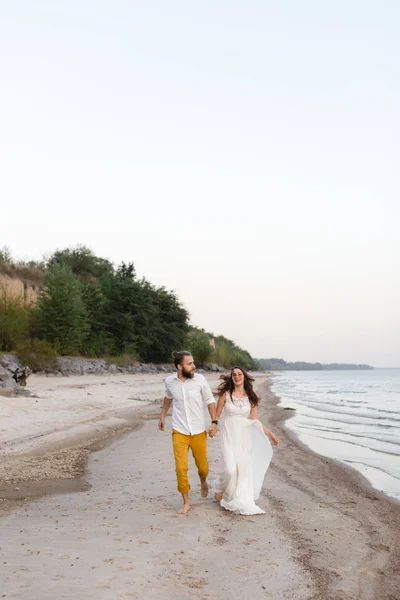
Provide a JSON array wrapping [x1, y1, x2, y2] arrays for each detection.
[[250, 405, 259, 420], [250, 404, 279, 445], [262, 425, 279, 445], [216, 393, 226, 419]]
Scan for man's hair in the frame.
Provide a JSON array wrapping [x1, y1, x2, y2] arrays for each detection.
[[172, 350, 192, 368]]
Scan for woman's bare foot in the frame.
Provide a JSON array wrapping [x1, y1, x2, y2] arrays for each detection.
[[200, 478, 209, 498], [177, 503, 191, 514], [214, 492, 222, 502]]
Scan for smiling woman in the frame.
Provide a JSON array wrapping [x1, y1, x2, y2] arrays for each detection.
[[213, 367, 279, 515]]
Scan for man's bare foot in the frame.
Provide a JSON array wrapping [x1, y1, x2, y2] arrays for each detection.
[[214, 492, 222, 502], [177, 503, 190, 514], [200, 478, 209, 498]]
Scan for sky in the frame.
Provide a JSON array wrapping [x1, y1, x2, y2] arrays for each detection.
[[1, 1, 399, 367]]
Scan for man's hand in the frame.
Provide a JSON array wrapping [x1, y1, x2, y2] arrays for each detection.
[[208, 423, 217, 438], [159, 397, 172, 432]]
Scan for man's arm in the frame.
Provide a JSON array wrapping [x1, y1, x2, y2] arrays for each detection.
[[207, 401, 217, 420], [158, 397, 173, 431], [200, 376, 218, 437], [207, 401, 218, 437]]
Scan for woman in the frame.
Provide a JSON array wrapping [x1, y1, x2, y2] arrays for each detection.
[[213, 367, 279, 515]]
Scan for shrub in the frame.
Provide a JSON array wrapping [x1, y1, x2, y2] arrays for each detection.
[[18, 338, 58, 372], [107, 352, 140, 367], [0, 246, 12, 265], [0, 291, 29, 351]]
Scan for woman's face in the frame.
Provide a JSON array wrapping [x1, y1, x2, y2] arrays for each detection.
[[232, 368, 244, 386]]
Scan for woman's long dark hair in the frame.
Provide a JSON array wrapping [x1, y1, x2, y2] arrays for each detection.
[[216, 366, 259, 407]]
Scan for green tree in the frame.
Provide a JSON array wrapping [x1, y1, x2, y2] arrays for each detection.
[[213, 334, 259, 370], [215, 341, 231, 368], [187, 329, 215, 368], [229, 349, 252, 370], [100, 265, 138, 357], [136, 281, 189, 362], [34, 265, 89, 355], [48, 245, 113, 280], [81, 281, 112, 356], [100, 264, 189, 362]]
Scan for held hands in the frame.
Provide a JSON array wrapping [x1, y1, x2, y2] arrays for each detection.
[[208, 423, 218, 438], [159, 416, 217, 436]]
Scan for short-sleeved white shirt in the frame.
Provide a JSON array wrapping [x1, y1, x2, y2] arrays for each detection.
[[164, 372, 215, 435]]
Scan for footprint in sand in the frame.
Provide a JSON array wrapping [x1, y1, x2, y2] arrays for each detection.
[[213, 536, 227, 545]]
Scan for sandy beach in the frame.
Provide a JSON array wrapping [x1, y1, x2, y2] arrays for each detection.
[[1, 373, 399, 599]]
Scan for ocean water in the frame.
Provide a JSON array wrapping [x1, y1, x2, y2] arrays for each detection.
[[271, 369, 400, 501]]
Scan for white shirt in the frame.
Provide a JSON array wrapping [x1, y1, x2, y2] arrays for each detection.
[[164, 373, 215, 435]]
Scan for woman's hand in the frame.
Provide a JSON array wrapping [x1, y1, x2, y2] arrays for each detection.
[[262, 424, 279, 445], [268, 431, 279, 445]]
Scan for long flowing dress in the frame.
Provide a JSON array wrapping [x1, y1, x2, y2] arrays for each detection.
[[214, 392, 273, 515]]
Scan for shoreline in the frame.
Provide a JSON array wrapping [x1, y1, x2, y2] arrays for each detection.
[[265, 377, 400, 509], [260, 378, 400, 599]]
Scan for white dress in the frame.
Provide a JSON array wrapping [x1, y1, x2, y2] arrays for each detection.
[[214, 392, 273, 515]]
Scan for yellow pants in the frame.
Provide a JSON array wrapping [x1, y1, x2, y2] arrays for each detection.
[[172, 429, 208, 494]]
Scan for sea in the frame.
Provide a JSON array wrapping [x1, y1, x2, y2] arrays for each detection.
[[270, 369, 400, 501]]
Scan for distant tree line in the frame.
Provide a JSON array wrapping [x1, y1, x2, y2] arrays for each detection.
[[258, 358, 373, 371], [0, 245, 260, 370]]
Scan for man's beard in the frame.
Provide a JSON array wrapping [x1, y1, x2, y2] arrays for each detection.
[[181, 367, 194, 379]]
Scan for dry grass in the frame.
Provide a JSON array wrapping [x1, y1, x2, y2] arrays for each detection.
[[107, 353, 140, 367], [0, 263, 46, 286]]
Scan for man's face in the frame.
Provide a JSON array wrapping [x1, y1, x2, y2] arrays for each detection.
[[180, 355, 195, 379]]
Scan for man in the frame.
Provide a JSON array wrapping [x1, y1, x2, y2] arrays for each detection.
[[158, 351, 218, 514]]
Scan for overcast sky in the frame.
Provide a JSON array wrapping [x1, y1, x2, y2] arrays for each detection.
[[1, 1, 399, 367]]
